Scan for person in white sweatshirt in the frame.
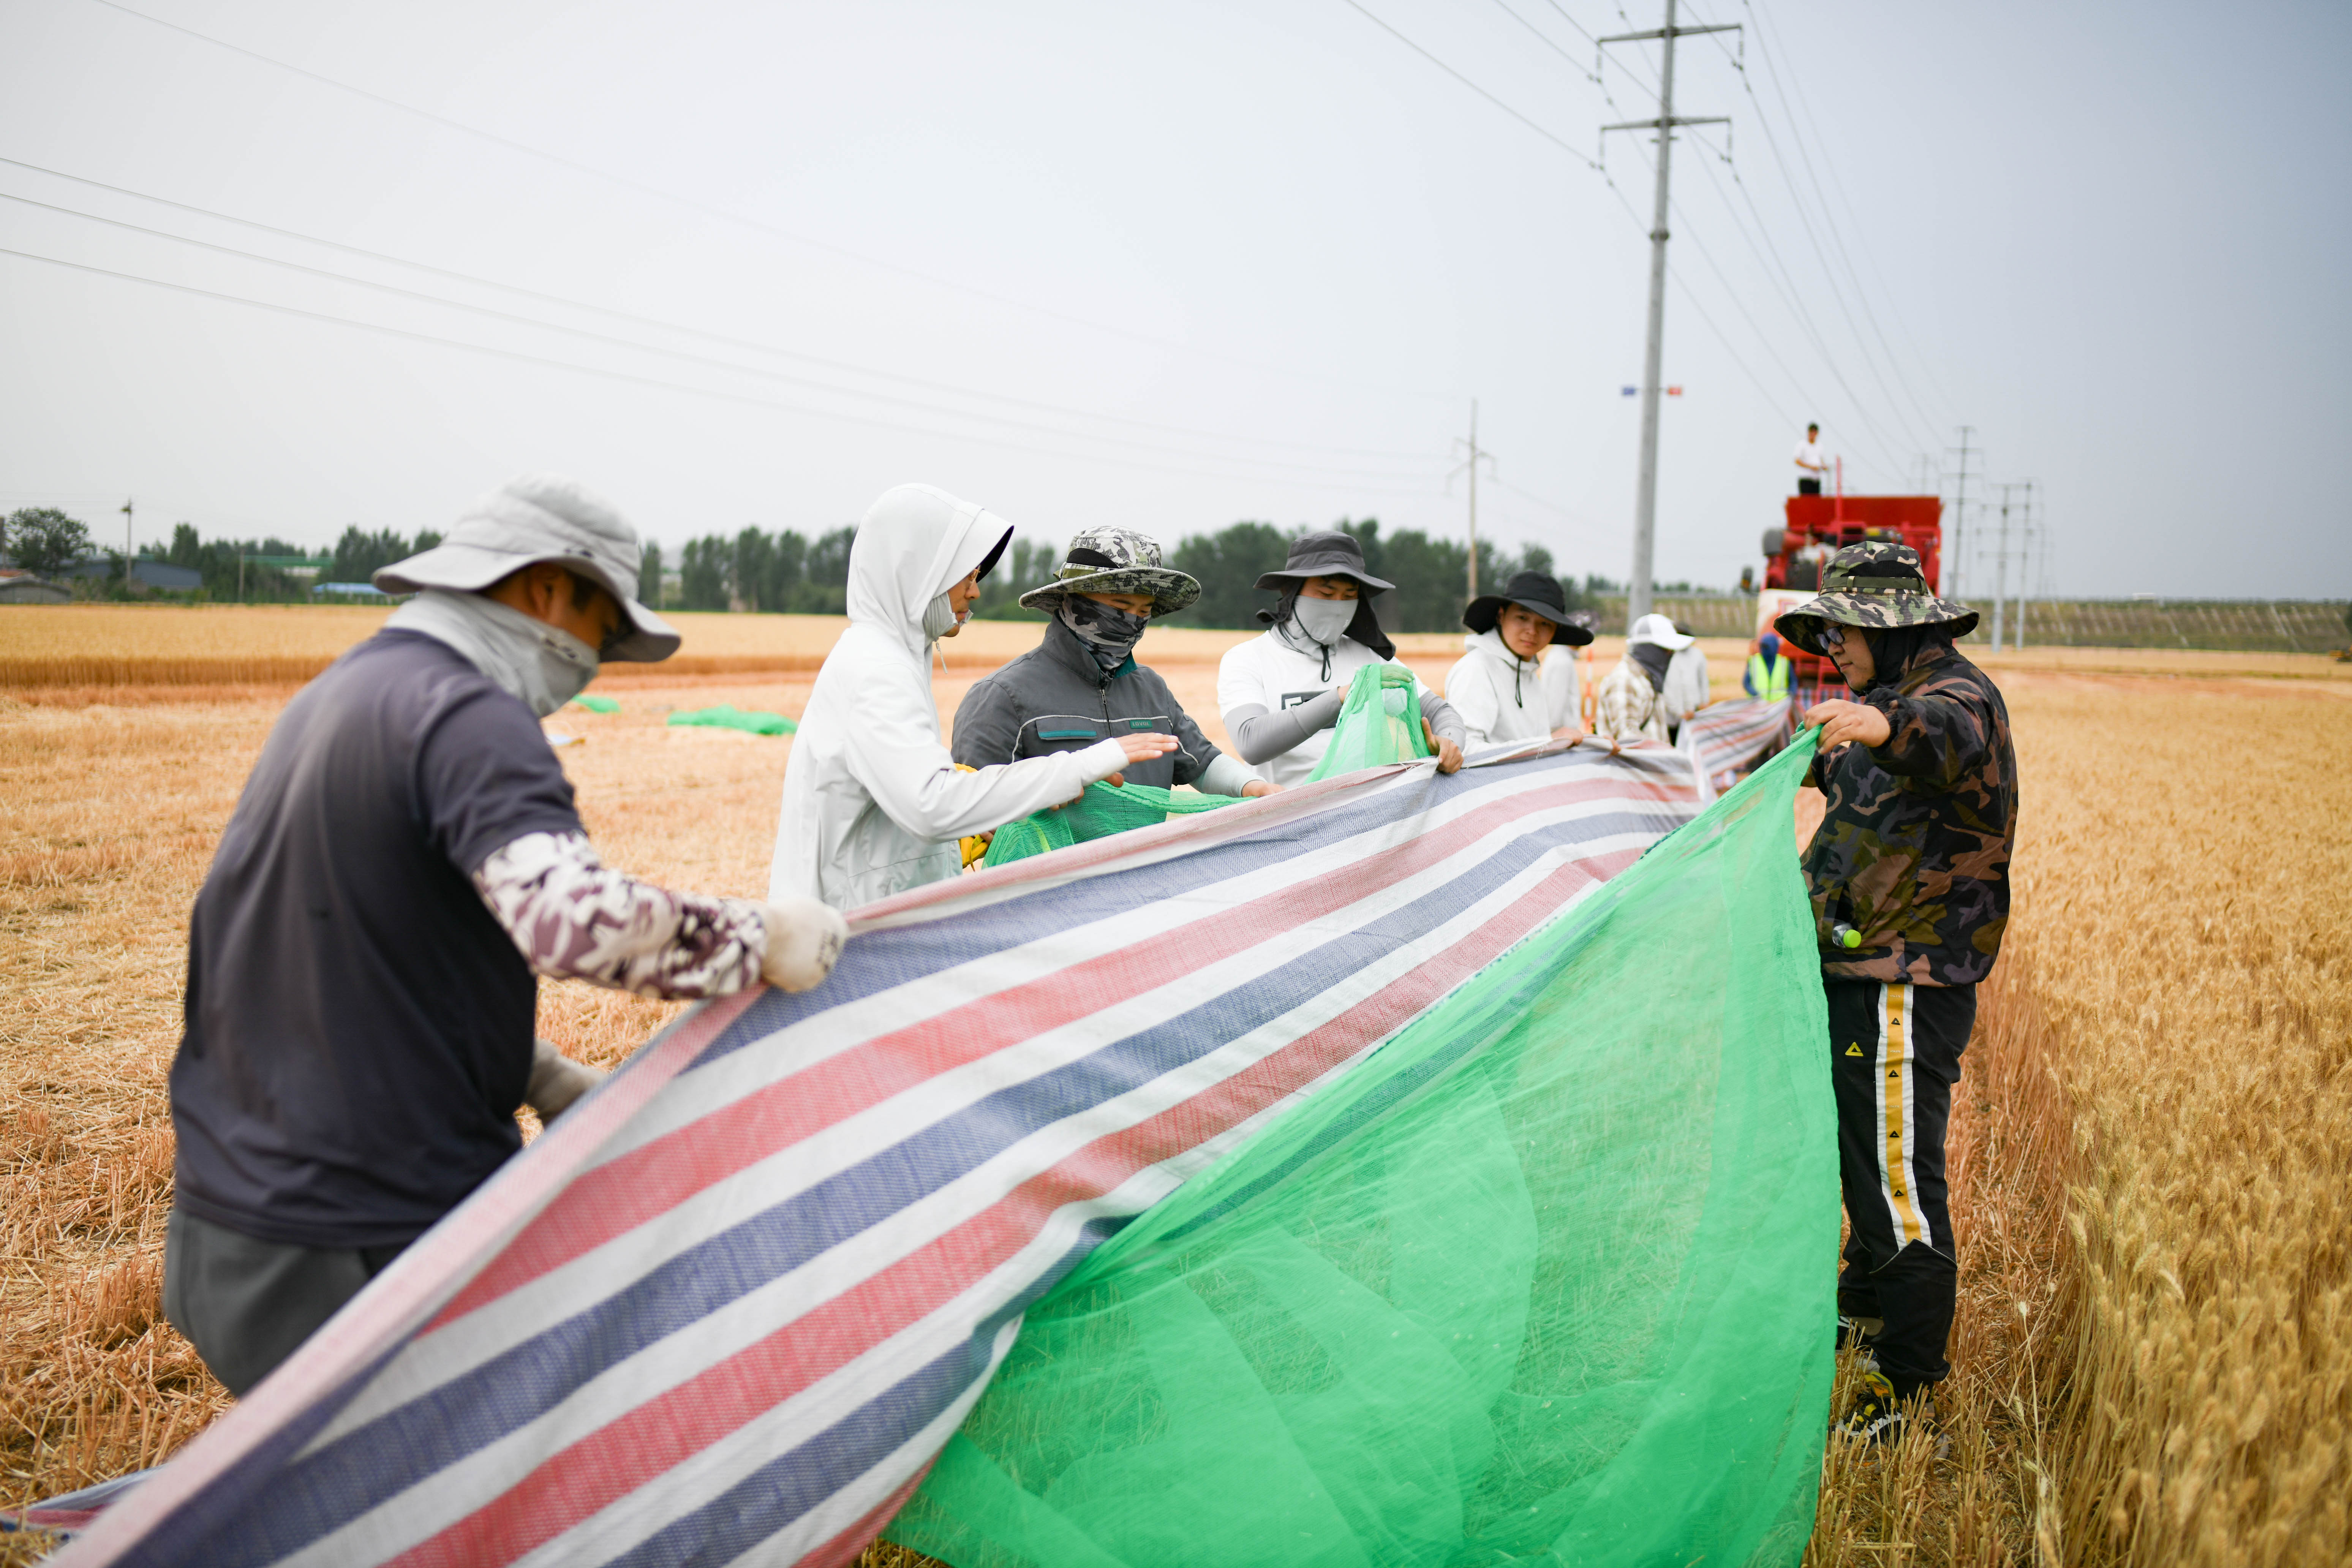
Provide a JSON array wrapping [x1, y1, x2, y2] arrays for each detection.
[[1216, 531, 1467, 789], [1443, 571, 1594, 750], [768, 484, 1175, 910]]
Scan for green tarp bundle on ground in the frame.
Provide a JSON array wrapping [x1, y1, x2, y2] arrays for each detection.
[[664, 703, 797, 735], [889, 735, 1837, 1568], [981, 781, 1246, 869]]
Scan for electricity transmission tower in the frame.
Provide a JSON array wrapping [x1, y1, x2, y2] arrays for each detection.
[[1942, 428, 1978, 601], [1600, 0, 1736, 629], [1449, 400, 1497, 602]]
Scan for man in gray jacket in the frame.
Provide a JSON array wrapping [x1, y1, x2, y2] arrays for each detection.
[[952, 528, 1274, 802]]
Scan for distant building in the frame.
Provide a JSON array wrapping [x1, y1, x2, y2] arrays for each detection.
[[311, 582, 392, 599], [55, 558, 205, 591], [0, 576, 71, 605]]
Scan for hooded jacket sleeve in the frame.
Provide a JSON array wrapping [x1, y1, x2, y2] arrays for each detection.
[[844, 663, 1127, 840], [1543, 648, 1581, 731]]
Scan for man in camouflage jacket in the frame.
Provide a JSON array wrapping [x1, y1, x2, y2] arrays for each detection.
[[1777, 540, 2017, 1446]]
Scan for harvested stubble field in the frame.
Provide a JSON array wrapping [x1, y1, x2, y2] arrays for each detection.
[[2, 605, 2345, 1566]]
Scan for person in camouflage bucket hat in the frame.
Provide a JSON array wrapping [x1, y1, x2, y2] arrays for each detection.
[[954, 528, 1272, 819], [1784, 537, 2015, 1454], [1772, 539, 1978, 654], [1018, 526, 1201, 617]]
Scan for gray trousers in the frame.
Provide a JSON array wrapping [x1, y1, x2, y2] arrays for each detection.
[[163, 1208, 407, 1396]]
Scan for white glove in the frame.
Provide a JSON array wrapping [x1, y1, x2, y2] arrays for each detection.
[[526, 1038, 607, 1124], [760, 896, 849, 992]]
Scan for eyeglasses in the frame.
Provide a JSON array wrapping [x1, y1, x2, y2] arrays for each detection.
[[1816, 624, 1846, 650]]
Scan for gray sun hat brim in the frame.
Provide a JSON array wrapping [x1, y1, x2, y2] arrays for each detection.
[[373, 476, 680, 661], [1019, 564, 1202, 618], [1773, 590, 1979, 656], [1464, 593, 1595, 645]]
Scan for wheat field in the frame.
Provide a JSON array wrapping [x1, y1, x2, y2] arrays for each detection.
[[2, 606, 2345, 1565]]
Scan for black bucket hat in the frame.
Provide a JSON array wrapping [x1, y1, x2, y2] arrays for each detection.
[[1253, 531, 1394, 595], [1462, 571, 1593, 646]]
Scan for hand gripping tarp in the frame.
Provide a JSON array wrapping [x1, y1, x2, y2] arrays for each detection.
[[980, 782, 1244, 869], [887, 734, 1835, 1566], [44, 738, 1828, 1568]]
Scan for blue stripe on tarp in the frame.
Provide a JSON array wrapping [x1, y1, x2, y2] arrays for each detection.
[[686, 749, 1670, 1073], [181, 802, 1676, 1561]]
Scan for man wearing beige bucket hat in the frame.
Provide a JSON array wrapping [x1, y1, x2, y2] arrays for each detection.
[[165, 474, 849, 1397], [1775, 539, 2016, 1451]]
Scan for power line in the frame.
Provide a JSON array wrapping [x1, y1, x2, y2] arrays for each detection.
[[0, 158, 1438, 466], [1335, 0, 1601, 168], [1720, 0, 1951, 449], [0, 189, 1448, 482], [73, 0, 1455, 408], [0, 246, 1453, 499]]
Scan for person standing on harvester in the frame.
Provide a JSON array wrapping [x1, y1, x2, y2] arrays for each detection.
[[1795, 422, 1827, 496], [953, 527, 1275, 800], [1216, 531, 1467, 786], [1777, 541, 2016, 1448], [167, 474, 850, 1397]]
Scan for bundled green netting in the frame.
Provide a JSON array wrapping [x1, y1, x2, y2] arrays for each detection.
[[664, 703, 797, 735], [1306, 662, 1431, 781], [981, 781, 1247, 869], [889, 735, 1837, 1568], [568, 694, 620, 713]]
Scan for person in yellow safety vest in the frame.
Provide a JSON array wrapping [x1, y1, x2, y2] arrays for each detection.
[[1745, 631, 1792, 700]]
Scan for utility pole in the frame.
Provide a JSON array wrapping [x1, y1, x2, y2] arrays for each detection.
[[121, 498, 134, 563], [1990, 482, 2026, 652], [1600, 0, 1735, 630], [2017, 480, 2040, 650], [1942, 428, 1977, 601], [1449, 399, 1497, 602]]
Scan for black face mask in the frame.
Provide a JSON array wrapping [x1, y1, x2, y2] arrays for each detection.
[[1057, 596, 1150, 677], [1628, 640, 1673, 693]]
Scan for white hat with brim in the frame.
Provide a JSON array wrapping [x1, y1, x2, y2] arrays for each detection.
[[373, 473, 681, 662], [1628, 612, 1695, 651]]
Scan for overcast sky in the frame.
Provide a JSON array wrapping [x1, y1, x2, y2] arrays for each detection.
[[2, 0, 2345, 598]]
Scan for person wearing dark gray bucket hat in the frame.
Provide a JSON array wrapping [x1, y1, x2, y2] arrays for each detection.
[[164, 473, 848, 1398], [1447, 571, 1592, 749], [1216, 531, 1468, 788]]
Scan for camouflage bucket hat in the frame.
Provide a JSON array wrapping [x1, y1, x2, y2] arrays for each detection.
[[1018, 526, 1201, 617], [1773, 540, 1978, 656]]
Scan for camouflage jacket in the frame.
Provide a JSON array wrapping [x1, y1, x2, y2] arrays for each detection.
[[1802, 645, 2015, 985]]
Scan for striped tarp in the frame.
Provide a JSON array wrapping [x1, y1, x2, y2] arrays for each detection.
[[1678, 697, 1794, 803], [54, 741, 1698, 1568]]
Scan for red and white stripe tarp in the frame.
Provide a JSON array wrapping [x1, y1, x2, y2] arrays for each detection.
[[49, 741, 1698, 1568], [1677, 697, 1794, 802]]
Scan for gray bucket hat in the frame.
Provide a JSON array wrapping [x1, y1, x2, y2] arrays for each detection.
[[1018, 526, 1201, 617], [1773, 540, 1977, 656], [374, 473, 681, 661], [1254, 531, 1394, 595]]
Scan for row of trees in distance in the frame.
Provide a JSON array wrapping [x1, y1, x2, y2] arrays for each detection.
[[658, 518, 1639, 633]]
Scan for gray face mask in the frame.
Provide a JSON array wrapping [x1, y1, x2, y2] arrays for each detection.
[[386, 588, 600, 717], [1291, 594, 1358, 647], [922, 590, 966, 643]]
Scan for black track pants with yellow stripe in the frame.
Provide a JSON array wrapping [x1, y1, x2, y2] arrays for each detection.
[[1827, 977, 1975, 1397]]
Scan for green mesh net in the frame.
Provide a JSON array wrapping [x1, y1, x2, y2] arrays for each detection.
[[980, 781, 1247, 869], [1306, 662, 1431, 782], [889, 735, 1836, 1568]]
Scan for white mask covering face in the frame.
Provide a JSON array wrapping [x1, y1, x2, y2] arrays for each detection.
[[1291, 594, 1358, 647], [921, 590, 967, 643], [386, 588, 601, 717]]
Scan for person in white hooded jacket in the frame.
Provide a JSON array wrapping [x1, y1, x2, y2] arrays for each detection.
[[768, 484, 1175, 910], [1444, 571, 1595, 750]]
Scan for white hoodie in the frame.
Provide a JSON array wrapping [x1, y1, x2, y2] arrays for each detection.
[[1444, 629, 1580, 750], [767, 485, 1130, 910]]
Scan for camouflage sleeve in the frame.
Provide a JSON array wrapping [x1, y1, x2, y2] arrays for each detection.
[[1867, 676, 1995, 787], [473, 830, 767, 999]]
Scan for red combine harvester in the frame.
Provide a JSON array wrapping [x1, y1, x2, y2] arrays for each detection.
[[1755, 482, 1943, 703]]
